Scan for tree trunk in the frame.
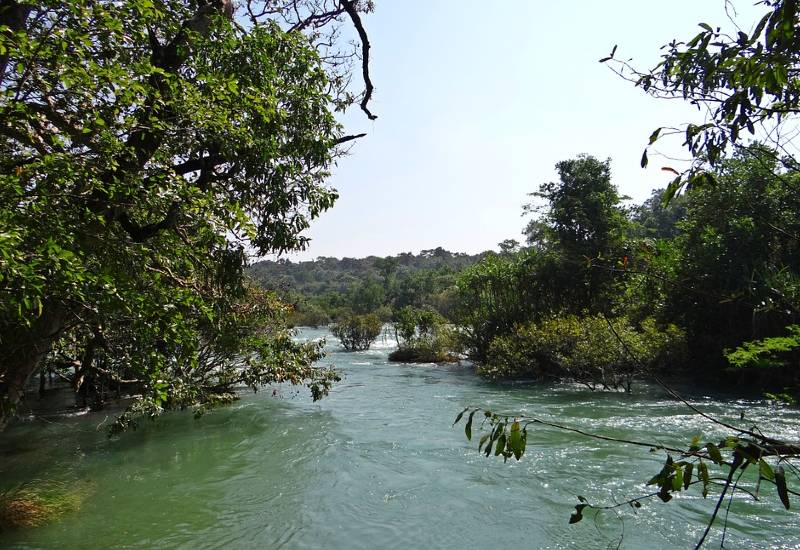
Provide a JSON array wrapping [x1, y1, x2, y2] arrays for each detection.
[[0, 1, 32, 89], [0, 302, 66, 431]]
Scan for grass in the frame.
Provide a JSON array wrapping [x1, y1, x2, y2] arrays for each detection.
[[0, 480, 89, 531]]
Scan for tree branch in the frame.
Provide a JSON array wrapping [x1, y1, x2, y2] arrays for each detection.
[[340, 0, 377, 120], [335, 132, 367, 145]]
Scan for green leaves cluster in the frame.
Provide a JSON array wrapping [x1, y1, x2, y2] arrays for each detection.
[[618, 0, 800, 195], [388, 306, 457, 363], [455, 409, 527, 462], [725, 325, 800, 370], [456, 407, 798, 530], [480, 315, 685, 391], [0, 0, 371, 427], [330, 313, 382, 351]]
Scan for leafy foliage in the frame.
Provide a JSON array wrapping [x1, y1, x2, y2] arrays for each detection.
[[0, 0, 375, 428], [609, 0, 800, 198], [480, 315, 685, 391], [249, 248, 486, 324], [330, 313, 382, 351], [388, 306, 457, 363], [455, 406, 800, 547], [726, 325, 800, 370], [661, 146, 800, 375]]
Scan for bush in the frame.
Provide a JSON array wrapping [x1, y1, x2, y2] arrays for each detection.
[[288, 303, 330, 328], [480, 314, 685, 391], [330, 314, 382, 351], [388, 306, 458, 363]]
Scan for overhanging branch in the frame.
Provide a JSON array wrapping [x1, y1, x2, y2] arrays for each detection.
[[340, 0, 377, 120]]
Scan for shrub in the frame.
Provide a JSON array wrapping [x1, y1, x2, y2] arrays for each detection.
[[330, 314, 382, 351], [480, 314, 685, 391], [388, 307, 458, 363], [288, 303, 330, 328]]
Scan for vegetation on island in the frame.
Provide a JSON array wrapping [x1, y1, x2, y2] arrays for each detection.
[[330, 313, 382, 352], [388, 306, 457, 363]]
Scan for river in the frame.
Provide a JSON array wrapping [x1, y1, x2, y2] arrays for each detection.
[[1, 327, 799, 549]]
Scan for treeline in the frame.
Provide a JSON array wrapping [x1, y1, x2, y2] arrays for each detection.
[[270, 147, 800, 397], [249, 248, 489, 326], [460, 147, 799, 393]]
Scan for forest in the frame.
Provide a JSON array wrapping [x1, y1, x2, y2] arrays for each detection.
[[1, 0, 799, 548], [260, 151, 798, 399]]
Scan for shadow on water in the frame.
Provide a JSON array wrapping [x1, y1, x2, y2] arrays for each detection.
[[1, 397, 339, 549]]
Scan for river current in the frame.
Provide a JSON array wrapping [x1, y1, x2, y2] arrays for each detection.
[[2, 327, 799, 549]]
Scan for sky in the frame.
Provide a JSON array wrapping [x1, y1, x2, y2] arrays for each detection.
[[281, 0, 764, 261]]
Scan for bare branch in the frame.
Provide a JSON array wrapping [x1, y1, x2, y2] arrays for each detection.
[[340, 0, 377, 120]]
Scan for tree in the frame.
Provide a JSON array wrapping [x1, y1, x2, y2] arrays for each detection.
[[330, 313, 382, 351], [456, 4, 800, 545], [388, 306, 456, 363], [630, 188, 688, 239], [456, 156, 632, 363], [663, 146, 800, 376], [523, 155, 630, 313], [497, 239, 520, 255], [0, 0, 376, 430]]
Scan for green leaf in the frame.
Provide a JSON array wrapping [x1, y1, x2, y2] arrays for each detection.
[[508, 421, 523, 459], [465, 410, 476, 441], [706, 442, 723, 464], [453, 407, 468, 426], [687, 171, 716, 191], [699, 460, 710, 498], [752, 12, 771, 40], [494, 432, 506, 456], [640, 149, 649, 168], [662, 175, 683, 206], [683, 463, 693, 490], [776, 466, 790, 509], [672, 468, 684, 491], [569, 504, 587, 524], [648, 127, 662, 145], [759, 459, 775, 482]]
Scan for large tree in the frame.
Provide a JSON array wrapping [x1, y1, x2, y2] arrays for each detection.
[[0, 0, 376, 429], [523, 155, 630, 314]]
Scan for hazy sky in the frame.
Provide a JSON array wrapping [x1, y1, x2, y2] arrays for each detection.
[[282, 1, 763, 261]]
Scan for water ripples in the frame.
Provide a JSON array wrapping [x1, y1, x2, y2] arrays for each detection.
[[2, 326, 800, 548]]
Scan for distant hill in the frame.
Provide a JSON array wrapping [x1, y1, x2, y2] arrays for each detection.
[[248, 247, 489, 298]]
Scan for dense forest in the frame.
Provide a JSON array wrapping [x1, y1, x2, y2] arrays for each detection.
[[248, 248, 487, 326]]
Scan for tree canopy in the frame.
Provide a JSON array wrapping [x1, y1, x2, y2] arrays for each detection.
[[0, 0, 376, 430]]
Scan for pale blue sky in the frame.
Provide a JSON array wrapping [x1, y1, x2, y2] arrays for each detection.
[[284, 1, 762, 261]]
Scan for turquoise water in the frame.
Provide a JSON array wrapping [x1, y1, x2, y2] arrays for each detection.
[[1, 327, 799, 549]]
